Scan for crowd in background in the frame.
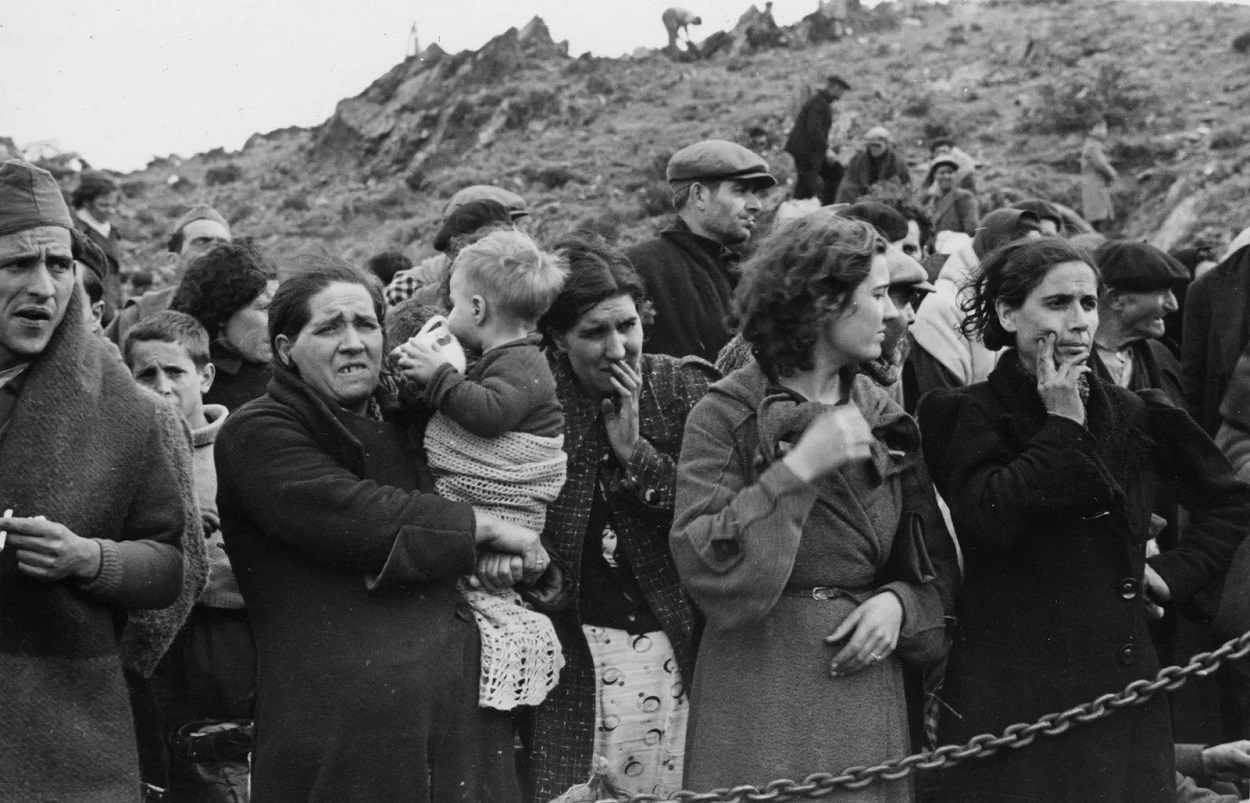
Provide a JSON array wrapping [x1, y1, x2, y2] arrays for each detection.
[[6, 67, 1250, 803]]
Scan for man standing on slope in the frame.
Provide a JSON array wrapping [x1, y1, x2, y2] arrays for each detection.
[[625, 139, 775, 362], [784, 74, 851, 205]]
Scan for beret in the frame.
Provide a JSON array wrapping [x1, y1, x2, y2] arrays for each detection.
[[885, 244, 935, 292], [433, 199, 512, 253], [0, 160, 74, 237], [841, 201, 909, 243], [973, 209, 1040, 258], [171, 204, 229, 239], [1094, 240, 1189, 292], [444, 185, 528, 220], [667, 140, 776, 190]]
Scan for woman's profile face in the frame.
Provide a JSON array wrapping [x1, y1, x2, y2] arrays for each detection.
[[820, 254, 896, 368], [276, 281, 383, 413], [553, 293, 643, 399], [222, 279, 278, 363], [997, 260, 1099, 369]]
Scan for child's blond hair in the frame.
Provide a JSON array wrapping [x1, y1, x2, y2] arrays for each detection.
[[452, 230, 568, 323]]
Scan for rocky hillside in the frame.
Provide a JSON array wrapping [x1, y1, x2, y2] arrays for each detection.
[[52, 0, 1250, 283]]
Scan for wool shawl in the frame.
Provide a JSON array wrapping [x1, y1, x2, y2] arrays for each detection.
[[525, 351, 717, 803], [0, 289, 204, 801]]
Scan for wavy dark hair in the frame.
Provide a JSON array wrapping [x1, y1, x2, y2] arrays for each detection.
[[732, 211, 884, 379], [268, 255, 385, 370], [960, 237, 1099, 350], [170, 242, 277, 340], [538, 231, 648, 346]]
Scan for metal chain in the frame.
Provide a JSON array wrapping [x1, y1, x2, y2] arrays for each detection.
[[592, 628, 1250, 803]]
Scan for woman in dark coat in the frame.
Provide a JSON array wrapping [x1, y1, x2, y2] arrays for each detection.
[[523, 234, 717, 802], [171, 242, 279, 410], [216, 258, 548, 802], [918, 237, 1250, 803], [924, 156, 979, 238], [671, 213, 959, 801]]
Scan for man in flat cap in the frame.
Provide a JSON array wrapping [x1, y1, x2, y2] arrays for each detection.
[[106, 204, 232, 347], [784, 75, 850, 205], [0, 160, 202, 801], [1089, 240, 1187, 402], [385, 187, 526, 307], [625, 139, 775, 362], [835, 125, 912, 204]]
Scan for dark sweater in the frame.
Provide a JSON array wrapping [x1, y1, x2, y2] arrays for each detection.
[[625, 219, 740, 362]]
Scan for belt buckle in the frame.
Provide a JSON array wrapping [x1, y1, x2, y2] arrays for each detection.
[[811, 587, 838, 600]]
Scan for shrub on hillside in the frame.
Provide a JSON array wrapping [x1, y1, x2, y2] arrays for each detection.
[[523, 164, 583, 189], [1018, 63, 1157, 135], [1233, 31, 1250, 54], [637, 181, 673, 218], [1210, 124, 1248, 150], [205, 163, 243, 185]]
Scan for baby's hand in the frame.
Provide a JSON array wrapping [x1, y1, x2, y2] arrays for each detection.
[[391, 338, 450, 385]]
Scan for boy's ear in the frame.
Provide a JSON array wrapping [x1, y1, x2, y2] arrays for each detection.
[[199, 361, 216, 395], [472, 294, 487, 325]]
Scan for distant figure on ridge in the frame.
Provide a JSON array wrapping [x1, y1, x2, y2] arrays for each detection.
[[662, 8, 702, 56], [784, 74, 851, 205], [1081, 118, 1119, 233]]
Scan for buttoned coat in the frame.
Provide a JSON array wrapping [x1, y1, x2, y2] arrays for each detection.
[[919, 352, 1250, 803]]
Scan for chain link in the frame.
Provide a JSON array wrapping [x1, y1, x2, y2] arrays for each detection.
[[591, 629, 1250, 803]]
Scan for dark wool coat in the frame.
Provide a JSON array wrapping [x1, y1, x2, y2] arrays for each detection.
[[624, 220, 740, 363], [1090, 337, 1184, 407], [1182, 244, 1250, 435], [784, 90, 835, 165], [919, 352, 1250, 803], [524, 352, 716, 803], [203, 339, 273, 411], [671, 366, 959, 799], [929, 188, 980, 237], [216, 369, 519, 803], [834, 147, 912, 204], [0, 289, 199, 802]]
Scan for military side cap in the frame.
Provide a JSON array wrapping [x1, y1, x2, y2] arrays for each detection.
[[0, 160, 74, 237], [666, 140, 776, 191]]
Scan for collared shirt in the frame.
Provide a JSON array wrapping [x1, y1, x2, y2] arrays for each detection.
[[75, 208, 112, 239]]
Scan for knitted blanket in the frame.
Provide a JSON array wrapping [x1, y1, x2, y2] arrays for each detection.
[[0, 288, 204, 801], [425, 412, 567, 533]]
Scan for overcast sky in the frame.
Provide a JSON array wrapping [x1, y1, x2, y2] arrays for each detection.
[[1, 0, 1236, 173]]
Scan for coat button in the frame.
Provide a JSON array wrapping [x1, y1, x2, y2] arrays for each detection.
[[1117, 643, 1137, 666], [1118, 578, 1139, 600]]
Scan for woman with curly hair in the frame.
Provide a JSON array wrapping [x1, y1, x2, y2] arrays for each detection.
[[171, 242, 278, 409], [671, 211, 959, 800]]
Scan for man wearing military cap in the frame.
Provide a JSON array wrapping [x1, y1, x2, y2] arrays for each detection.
[[625, 139, 775, 362], [0, 160, 202, 801]]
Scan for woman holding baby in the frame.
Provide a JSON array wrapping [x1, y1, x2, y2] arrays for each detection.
[[215, 256, 547, 802], [670, 212, 959, 802]]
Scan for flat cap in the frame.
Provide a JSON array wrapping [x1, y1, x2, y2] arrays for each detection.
[[170, 204, 230, 239], [841, 201, 909, 243], [0, 160, 74, 238], [1094, 240, 1189, 292], [864, 126, 892, 142], [885, 244, 935, 292], [433, 199, 512, 253], [973, 209, 1041, 258], [667, 140, 776, 191], [444, 185, 528, 220], [826, 75, 852, 91], [1011, 199, 1064, 228]]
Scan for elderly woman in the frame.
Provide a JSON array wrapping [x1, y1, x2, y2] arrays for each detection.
[[924, 156, 979, 238], [918, 238, 1250, 802], [524, 234, 717, 803], [215, 258, 547, 802], [671, 213, 958, 800], [170, 242, 278, 409]]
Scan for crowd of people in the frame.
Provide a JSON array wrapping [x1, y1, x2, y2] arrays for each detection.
[[5, 71, 1250, 803]]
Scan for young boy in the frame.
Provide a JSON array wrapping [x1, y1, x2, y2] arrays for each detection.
[[393, 228, 569, 534], [393, 229, 569, 710], [124, 311, 254, 801]]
